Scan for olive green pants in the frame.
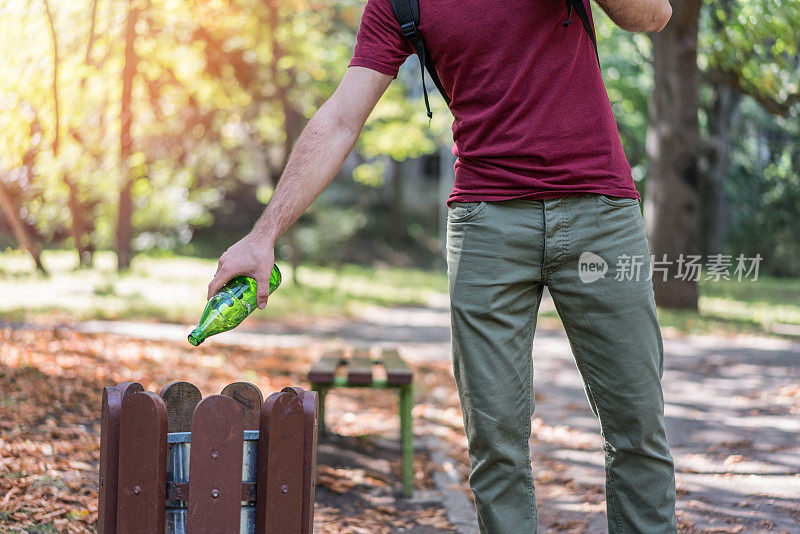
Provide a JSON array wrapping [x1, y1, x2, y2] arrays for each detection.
[[446, 194, 677, 534]]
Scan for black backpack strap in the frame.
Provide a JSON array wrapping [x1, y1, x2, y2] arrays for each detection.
[[563, 0, 600, 66], [389, 0, 451, 121]]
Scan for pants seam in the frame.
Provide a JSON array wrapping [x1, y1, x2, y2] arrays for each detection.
[[540, 203, 549, 284], [542, 199, 570, 277], [568, 336, 625, 534], [522, 290, 538, 528]]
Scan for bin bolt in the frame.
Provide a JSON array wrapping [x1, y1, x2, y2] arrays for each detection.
[[133, 486, 141, 495], [211, 449, 219, 459], [211, 489, 220, 499], [281, 484, 288, 494]]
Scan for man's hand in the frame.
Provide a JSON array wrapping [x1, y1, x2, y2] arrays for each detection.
[[207, 233, 276, 309], [205, 66, 392, 309]]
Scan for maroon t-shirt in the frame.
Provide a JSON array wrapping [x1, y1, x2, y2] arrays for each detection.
[[348, 0, 639, 205]]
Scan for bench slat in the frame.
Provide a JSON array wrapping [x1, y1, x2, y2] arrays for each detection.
[[347, 350, 373, 385], [308, 350, 343, 384], [380, 349, 413, 385]]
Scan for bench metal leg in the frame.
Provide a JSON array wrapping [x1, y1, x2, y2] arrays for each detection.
[[399, 383, 414, 497], [312, 381, 413, 496]]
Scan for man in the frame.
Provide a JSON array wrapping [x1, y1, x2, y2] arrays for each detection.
[[208, 0, 676, 532]]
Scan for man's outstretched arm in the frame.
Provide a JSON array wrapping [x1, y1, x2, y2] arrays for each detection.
[[594, 0, 672, 33], [207, 66, 393, 307]]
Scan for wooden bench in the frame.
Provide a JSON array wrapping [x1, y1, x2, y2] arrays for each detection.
[[308, 347, 414, 497]]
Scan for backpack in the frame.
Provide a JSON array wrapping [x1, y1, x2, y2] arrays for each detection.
[[389, 0, 600, 120]]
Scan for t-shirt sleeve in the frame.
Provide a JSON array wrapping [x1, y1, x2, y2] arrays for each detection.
[[348, 0, 414, 78]]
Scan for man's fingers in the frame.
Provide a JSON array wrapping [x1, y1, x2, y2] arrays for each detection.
[[207, 269, 230, 300], [214, 253, 227, 276], [208, 256, 227, 298], [255, 272, 271, 309]]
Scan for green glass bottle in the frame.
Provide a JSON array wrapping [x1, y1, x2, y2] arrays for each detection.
[[188, 265, 282, 346]]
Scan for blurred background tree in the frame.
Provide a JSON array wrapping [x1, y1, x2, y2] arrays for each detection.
[[0, 0, 797, 305]]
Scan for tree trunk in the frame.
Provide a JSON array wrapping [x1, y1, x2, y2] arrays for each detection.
[[43, 0, 93, 267], [65, 174, 95, 266], [700, 84, 740, 256], [0, 180, 47, 274], [644, 0, 703, 310], [117, 0, 139, 271]]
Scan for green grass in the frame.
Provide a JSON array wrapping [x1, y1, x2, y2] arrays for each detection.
[[1, 250, 798, 338], [538, 275, 800, 338], [660, 277, 800, 337], [0, 250, 448, 325]]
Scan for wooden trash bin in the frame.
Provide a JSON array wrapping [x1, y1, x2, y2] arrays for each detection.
[[98, 381, 318, 534]]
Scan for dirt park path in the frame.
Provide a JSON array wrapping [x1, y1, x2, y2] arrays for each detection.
[[44, 294, 800, 532]]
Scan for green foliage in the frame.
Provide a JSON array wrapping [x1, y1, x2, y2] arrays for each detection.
[[0, 0, 121, 245], [0, 0, 797, 277], [594, 9, 652, 184], [0, 0, 453, 257], [357, 58, 450, 161], [726, 101, 800, 276], [699, 0, 800, 114], [292, 201, 367, 265], [595, 1, 800, 276], [351, 160, 386, 187]]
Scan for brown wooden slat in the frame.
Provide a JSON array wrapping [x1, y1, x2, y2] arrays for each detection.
[[116, 381, 144, 400], [166, 481, 256, 503], [106, 372, 147, 531], [221, 381, 263, 430], [282, 387, 319, 534], [117, 392, 167, 534], [98, 386, 122, 534], [255, 391, 304, 534], [187, 395, 244, 534], [159, 381, 202, 433], [308, 350, 343, 384], [301, 389, 318, 534], [347, 350, 373, 385], [380, 349, 413, 385]]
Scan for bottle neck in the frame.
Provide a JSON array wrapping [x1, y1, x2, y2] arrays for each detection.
[[187, 328, 204, 346]]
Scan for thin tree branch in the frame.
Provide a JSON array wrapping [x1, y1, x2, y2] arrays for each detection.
[[85, 0, 99, 65], [0, 164, 48, 274], [703, 69, 800, 118], [42, 0, 60, 154]]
